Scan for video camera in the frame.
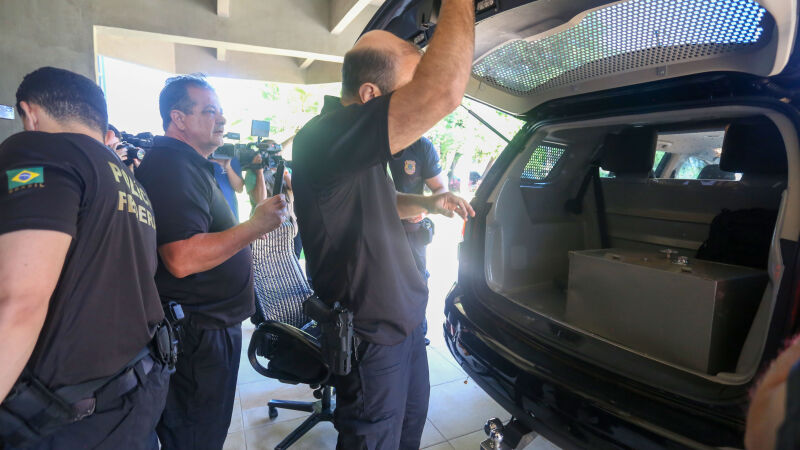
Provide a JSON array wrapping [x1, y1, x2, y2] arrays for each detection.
[[118, 132, 154, 165], [237, 141, 284, 170], [210, 120, 285, 170]]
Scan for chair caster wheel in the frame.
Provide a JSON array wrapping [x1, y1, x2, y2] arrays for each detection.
[[269, 406, 279, 419], [313, 389, 323, 399]]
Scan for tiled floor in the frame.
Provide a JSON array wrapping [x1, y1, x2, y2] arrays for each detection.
[[224, 215, 561, 449]]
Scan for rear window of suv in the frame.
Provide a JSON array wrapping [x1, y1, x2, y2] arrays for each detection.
[[652, 129, 741, 180]]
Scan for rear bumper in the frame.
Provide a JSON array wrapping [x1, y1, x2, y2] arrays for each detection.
[[442, 290, 740, 450]]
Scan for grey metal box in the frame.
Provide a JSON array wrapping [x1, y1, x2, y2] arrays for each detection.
[[565, 248, 767, 374]]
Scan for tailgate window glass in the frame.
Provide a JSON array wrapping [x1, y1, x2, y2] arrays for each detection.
[[652, 129, 741, 180], [521, 143, 566, 182], [473, 0, 769, 96]]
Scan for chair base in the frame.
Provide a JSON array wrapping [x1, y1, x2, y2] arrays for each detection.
[[268, 386, 334, 450]]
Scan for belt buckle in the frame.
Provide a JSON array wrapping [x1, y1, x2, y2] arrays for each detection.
[[72, 397, 96, 420]]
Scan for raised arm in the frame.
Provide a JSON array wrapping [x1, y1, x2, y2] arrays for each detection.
[[388, 0, 475, 154]]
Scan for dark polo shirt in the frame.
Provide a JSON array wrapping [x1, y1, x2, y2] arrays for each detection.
[[389, 137, 442, 232], [389, 137, 442, 196], [136, 136, 254, 329], [292, 95, 428, 345]]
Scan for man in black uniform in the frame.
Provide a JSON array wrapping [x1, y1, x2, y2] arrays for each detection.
[[389, 137, 447, 344], [0, 67, 169, 449], [292, 1, 476, 447], [136, 75, 288, 449], [389, 137, 447, 280]]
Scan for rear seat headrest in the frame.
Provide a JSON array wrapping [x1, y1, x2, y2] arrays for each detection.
[[600, 127, 656, 175], [721, 117, 787, 175]]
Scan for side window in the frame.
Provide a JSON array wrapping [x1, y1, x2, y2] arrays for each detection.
[[521, 143, 566, 183], [651, 130, 741, 181]]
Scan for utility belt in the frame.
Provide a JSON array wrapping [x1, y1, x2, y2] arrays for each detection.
[[303, 295, 359, 376], [403, 217, 435, 246], [0, 321, 177, 448]]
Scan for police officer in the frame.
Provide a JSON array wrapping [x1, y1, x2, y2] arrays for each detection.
[[0, 67, 171, 449], [389, 137, 448, 344], [292, 0, 476, 447], [135, 74, 288, 449], [389, 137, 447, 278]]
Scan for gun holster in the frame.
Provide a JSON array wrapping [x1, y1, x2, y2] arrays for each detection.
[[303, 295, 358, 376], [162, 301, 185, 360]]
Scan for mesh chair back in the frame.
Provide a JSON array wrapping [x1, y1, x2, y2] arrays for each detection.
[[252, 220, 312, 328]]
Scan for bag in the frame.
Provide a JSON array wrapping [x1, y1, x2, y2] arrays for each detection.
[[696, 208, 778, 269]]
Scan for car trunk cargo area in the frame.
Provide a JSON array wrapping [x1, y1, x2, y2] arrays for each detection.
[[482, 105, 798, 388]]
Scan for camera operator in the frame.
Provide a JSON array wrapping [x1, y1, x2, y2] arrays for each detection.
[[239, 140, 291, 208], [209, 150, 244, 221], [291, 0, 476, 447], [135, 74, 288, 448], [105, 125, 147, 172], [0, 67, 170, 449]]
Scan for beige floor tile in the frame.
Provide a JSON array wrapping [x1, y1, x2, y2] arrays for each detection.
[[424, 442, 456, 450], [521, 435, 562, 450], [427, 347, 467, 387], [245, 416, 338, 450], [223, 431, 246, 450], [449, 430, 487, 450], [238, 378, 311, 410], [421, 418, 448, 448], [238, 356, 271, 386], [228, 396, 244, 433], [426, 379, 511, 440], [243, 403, 312, 430]]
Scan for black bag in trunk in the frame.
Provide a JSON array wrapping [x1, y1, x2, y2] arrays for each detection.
[[696, 208, 778, 269]]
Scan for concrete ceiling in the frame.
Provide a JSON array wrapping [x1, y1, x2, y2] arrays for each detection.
[[95, 0, 387, 85]]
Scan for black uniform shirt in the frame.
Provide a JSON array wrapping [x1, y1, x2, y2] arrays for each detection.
[[136, 136, 254, 329], [0, 131, 163, 388], [388, 137, 442, 195], [292, 95, 428, 345]]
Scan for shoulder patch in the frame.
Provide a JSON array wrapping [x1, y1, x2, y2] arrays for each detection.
[[7, 167, 44, 192]]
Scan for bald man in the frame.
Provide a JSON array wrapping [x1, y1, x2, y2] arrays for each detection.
[[292, 1, 476, 448]]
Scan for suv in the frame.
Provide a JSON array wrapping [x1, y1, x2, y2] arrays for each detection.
[[366, 1, 800, 448]]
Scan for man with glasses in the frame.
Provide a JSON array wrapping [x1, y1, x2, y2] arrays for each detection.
[[136, 74, 288, 448]]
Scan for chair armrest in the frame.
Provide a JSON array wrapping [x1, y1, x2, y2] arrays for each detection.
[[247, 321, 331, 386]]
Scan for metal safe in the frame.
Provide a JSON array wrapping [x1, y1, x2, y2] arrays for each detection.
[[565, 248, 768, 374]]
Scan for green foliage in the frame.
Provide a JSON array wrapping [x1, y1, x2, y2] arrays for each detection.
[[425, 98, 524, 176]]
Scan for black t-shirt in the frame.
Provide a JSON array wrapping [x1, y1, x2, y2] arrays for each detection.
[[0, 131, 163, 388], [136, 136, 254, 329], [292, 95, 428, 345], [388, 137, 442, 195]]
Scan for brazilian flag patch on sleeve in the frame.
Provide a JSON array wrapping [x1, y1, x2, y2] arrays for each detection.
[[7, 167, 44, 192]]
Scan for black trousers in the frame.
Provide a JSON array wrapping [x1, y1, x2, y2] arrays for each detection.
[[157, 322, 241, 450], [28, 361, 170, 450], [334, 324, 429, 450]]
